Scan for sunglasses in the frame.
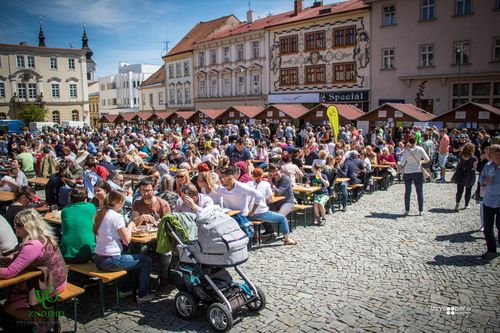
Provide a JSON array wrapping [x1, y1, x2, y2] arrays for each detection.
[[176, 175, 186, 179]]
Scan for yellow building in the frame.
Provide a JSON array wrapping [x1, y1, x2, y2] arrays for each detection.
[[0, 26, 91, 123], [88, 81, 99, 126]]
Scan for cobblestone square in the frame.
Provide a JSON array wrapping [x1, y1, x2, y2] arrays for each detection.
[[56, 180, 499, 332]]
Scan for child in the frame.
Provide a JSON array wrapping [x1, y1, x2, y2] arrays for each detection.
[[309, 164, 330, 225]]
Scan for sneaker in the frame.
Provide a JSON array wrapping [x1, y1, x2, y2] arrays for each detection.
[[463, 205, 469, 210], [480, 227, 484, 232], [418, 211, 423, 216], [137, 293, 155, 304], [454, 204, 460, 212], [404, 211, 409, 216], [341, 206, 347, 212], [481, 252, 498, 260], [283, 238, 298, 245], [119, 290, 134, 298], [321, 217, 327, 224]]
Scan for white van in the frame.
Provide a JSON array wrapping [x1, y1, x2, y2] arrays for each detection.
[[29, 122, 59, 131], [61, 121, 87, 129]]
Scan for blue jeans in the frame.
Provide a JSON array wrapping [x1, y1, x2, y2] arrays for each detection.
[[252, 211, 290, 236], [339, 182, 349, 208], [95, 254, 152, 297], [403, 172, 424, 212]]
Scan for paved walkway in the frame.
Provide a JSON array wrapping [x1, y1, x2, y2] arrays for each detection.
[[59, 180, 499, 332]]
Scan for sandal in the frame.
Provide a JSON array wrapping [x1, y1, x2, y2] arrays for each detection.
[[283, 238, 298, 245]]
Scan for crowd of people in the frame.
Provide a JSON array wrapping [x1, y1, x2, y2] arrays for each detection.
[[0, 120, 498, 331]]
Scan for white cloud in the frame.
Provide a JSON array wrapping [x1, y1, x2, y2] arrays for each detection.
[[24, 0, 177, 32]]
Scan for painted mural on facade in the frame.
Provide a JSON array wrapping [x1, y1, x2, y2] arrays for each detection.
[[270, 16, 370, 92]]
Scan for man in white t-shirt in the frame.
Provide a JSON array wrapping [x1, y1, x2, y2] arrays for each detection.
[[219, 167, 297, 245]]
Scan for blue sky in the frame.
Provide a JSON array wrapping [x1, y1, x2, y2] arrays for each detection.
[[0, 0, 333, 78]]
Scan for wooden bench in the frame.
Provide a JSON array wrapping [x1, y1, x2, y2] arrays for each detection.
[[54, 283, 85, 332], [372, 176, 383, 191], [291, 204, 313, 228], [68, 262, 127, 318], [251, 221, 264, 246], [347, 184, 364, 203]]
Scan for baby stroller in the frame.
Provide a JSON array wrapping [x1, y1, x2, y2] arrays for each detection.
[[445, 154, 459, 170], [163, 207, 266, 332]]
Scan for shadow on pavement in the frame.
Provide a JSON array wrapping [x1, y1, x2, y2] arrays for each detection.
[[428, 208, 457, 214], [426, 254, 494, 267], [435, 230, 482, 243], [364, 212, 407, 219]]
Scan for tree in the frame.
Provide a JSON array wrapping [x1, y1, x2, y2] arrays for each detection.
[[18, 104, 48, 123]]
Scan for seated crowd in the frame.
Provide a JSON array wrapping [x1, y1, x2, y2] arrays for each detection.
[[0, 121, 497, 330]]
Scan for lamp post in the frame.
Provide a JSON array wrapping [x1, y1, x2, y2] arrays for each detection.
[[455, 48, 462, 106]]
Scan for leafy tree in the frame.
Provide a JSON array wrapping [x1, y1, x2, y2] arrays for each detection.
[[18, 104, 48, 123]]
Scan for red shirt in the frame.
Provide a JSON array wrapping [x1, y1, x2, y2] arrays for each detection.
[[94, 165, 109, 181]]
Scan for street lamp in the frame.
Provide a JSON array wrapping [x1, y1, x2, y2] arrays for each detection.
[[455, 48, 462, 106]]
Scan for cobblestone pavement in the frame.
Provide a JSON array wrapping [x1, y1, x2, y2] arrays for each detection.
[[56, 179, 499, 332]]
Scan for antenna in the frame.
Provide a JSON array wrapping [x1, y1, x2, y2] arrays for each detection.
[[248, 0, 251, 10], [160, 40, 172, 56]]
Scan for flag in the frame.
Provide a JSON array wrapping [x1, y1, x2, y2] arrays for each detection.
[[327, 106, 339, 142]]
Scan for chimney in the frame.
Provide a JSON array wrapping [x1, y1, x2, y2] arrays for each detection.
[[19, 41, 27, 46], [294, 0, 303, 15], [312, 1, 323, 8], [247, 9, 256, 23]]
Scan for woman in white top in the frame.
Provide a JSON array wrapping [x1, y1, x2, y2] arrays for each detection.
[[93, 189, 154, 304], [197, 171, 221, 205], [0, 159, 28, 191], [400, 136, 430, 216], [280, 154, 303, 186]]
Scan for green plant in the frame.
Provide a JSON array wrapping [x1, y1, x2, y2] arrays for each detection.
[[18, 104, 48, 123]]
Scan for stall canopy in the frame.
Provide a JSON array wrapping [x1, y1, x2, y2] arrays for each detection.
[[356, 103, 434, 131], [147, 111, 176, 123], [198, 109, 226, 123], [302, 104, 364, 125], [431, 102, 500, 130], [114, 112, 137, 124], [131, 111, 154, 122], [219, 106, 264, 123], [98, 114, 119, 123]]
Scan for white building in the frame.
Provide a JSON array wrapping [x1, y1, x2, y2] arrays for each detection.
[[98, 62, 161, 114]]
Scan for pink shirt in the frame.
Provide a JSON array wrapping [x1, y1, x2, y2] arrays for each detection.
[[439, 134, 450, 154], [0, 240, 67, 292]]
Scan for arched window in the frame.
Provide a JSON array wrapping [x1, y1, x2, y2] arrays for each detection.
[[71, 110, 79, 121], [52, 110, 60, 123], [0, 112, 6, 120]]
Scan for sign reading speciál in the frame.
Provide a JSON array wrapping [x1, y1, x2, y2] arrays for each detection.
[[319, 90, 369, 103]]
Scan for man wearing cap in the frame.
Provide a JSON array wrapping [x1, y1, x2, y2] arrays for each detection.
[[340, 151, 365, 211]]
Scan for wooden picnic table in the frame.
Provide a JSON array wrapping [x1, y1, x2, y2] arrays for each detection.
[[372, 164, 392, 169], [292, 186, 321, 194], [270, 195, 285, 204], [0, 270, 42, 289], [28, 177, 50, 186], [0, 191, 15, 202], [131, 209, 241, 244], [44, 211, 61, 225], [336, 178, 351, 183]]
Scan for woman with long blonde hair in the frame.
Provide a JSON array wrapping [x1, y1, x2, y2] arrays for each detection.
[[197, 171, 221, 205], [0, 209, 68, 332], [93, 189, 154, 304]]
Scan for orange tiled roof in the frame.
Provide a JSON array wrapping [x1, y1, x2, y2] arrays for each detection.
[[309, 104, 365, 120], [199, 11, 292, 43], [117, 113, 136, 122], [147, 112, 176, 121], [99, 114, 119, 123], [385, 103, 434, 121], [267, 104, 309, 119], [433, 102, 500, 120], [175, 111, 197, 120], [228, 106, 265, 118], [141, 67, 165, 87], [199, 109, 226, 119], [267, 0, 368, 28], [132, 111, 154, 121], [166, 15, 239, 57]]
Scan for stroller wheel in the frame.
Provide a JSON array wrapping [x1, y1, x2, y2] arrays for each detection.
[[246, 286, 266, 312], [207, 303, 233, 332], [175, 291, 198, 319]]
